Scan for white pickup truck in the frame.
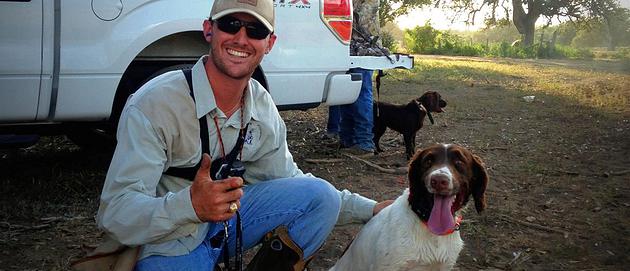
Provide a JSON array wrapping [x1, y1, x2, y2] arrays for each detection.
[[0, 0, 412, 148]]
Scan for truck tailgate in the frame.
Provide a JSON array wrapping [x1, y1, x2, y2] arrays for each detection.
[[349, 54, 414, 70]]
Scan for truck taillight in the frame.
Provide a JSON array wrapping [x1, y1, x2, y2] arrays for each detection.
[[321, 0, 352, 44]]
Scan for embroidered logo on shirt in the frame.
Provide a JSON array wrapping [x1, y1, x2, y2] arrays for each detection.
[[245, 129, 254, 145]]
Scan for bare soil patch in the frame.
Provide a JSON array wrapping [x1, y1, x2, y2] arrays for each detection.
[[1, 55, 629, 270]]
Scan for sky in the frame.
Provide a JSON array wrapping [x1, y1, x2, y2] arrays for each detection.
[[395, 7, 485, 31], [395, 0, 630, 31]]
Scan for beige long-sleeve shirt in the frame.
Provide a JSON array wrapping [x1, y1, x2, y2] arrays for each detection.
[[96, 56, 376, 259]]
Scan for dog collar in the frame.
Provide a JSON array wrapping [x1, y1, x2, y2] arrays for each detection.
[[427, 110, 435, 125], [418, 103, 435, 125], [421, 215, 462, 236]]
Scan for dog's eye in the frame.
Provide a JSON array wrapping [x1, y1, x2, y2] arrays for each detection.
[[423, 157, 433, 167], [454, 160, 465, 171]]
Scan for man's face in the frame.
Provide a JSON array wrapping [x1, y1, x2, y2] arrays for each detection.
[[203, 13, 276, 80]]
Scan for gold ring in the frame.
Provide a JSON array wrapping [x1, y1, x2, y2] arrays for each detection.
[[229, 202, 238, 213]]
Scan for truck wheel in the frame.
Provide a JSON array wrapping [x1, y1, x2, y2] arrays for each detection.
[[0, 134, 40, 149], [69, 62, 266, 151], [65, 124, 116, 151], [67, 63, 195, 151]]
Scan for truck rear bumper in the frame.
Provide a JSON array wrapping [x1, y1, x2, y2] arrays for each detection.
[[270, 71, 361, 110], [323, 72, 362, 106]]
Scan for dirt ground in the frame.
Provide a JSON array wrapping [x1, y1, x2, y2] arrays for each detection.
[[1, 56, 629, 270]]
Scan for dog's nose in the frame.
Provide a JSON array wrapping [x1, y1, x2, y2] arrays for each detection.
[[430, 175, 451, 192]]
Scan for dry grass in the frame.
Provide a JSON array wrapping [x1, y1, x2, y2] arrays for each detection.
[[385, 55, 630, 113], [1, 55, 629, 270]]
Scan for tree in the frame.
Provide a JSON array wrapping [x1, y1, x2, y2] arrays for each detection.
[[470, 24, 521, 44], [379, 0, 432, 26], [381, 22, 405, 51], [444, 0, 625, 46], [599, 6, 630, 50], [404, 23, 439, 53], [553, 23, 578, 46], [571, 23, 608, 47], [382, 21, 405, 41]]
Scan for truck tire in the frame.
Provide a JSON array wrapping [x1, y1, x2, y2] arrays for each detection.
[[67, 63, 266, 151], [67, 63, 194, 151], [65, 125, 115, 151]]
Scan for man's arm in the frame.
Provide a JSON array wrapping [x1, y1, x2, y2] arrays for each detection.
[[97, 106, 200, 246]]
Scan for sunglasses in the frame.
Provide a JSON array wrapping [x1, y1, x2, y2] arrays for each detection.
[[214, 16, 271, 40]]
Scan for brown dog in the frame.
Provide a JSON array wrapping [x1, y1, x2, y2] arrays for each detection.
[[373, 91, 447, 159]]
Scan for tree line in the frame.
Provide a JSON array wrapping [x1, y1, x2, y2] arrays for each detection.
[[378, 0, 630, 59]]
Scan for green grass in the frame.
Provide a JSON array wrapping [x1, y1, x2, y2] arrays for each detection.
[[384, 56, 630, 113]]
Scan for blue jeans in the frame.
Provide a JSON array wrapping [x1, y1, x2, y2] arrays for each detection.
[[134, 177, 341, 270], [327, 105, 341, 135], [327, 68, 375, 150]]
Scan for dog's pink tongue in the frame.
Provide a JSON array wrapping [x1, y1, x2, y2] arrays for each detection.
[[427, 194, 456, 235]]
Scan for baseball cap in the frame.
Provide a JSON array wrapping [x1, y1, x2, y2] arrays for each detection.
[[210, 0, 275, 32]]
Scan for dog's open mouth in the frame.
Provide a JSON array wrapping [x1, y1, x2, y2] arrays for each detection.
[[427, 194, 457, 235]]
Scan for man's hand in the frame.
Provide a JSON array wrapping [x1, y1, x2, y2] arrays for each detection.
[[190, 154, 244, 222], [372, 200, 394, 216]]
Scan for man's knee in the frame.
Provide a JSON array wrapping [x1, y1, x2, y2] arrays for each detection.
[[302, 178, 341, 213]]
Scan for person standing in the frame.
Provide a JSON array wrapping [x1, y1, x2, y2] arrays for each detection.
[[325, 0, 387, 154], [326, 68, 376, 154]]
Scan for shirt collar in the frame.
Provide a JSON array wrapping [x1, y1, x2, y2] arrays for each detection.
[[191, 56, 216, 119], [191, 56, 259, 123]]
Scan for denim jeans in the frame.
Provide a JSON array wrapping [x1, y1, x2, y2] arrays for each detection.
[[327, 105, 341, 135], [327, 68, 375, 150], [134, 177, 341, 271]]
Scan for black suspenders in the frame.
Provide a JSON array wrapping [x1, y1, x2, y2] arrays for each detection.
[[163, 69, 208, 181]]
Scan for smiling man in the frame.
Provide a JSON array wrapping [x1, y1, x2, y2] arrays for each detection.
[[95, 0, 392, 270]]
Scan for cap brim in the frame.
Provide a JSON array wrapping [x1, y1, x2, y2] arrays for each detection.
[[212, 9, 274, 33]]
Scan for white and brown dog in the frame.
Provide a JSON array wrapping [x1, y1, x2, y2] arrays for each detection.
[[330, 144, 489, 271]]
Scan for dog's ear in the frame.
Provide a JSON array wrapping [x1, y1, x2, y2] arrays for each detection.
[[433, 92, 446, 108], [408, 148, 428, 198], [417, 91, 429, 104], [408, 149, 421, 185], [471, 154, 489, 213], [430, 92, 440, 109], [421, 91, 439, 111]]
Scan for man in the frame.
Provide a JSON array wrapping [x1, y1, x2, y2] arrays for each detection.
[[96, 0, 391, 270]]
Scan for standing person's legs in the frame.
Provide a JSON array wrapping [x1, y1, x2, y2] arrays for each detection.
[[339, 68, 366, 148], [351, 69, 376, 151], [339, 103, 355, 148], [327, 106, 341, 136]]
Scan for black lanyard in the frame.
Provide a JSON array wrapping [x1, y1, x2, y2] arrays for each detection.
[[223, 211, 243, 271]]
